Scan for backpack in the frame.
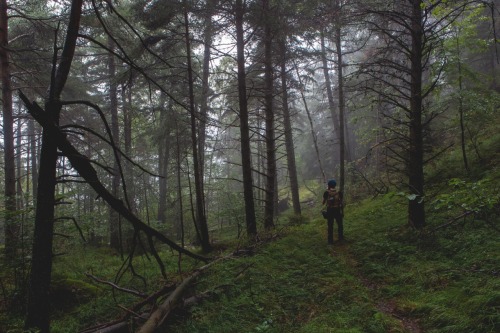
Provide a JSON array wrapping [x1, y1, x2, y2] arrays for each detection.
[[326, 189, 341, 208]]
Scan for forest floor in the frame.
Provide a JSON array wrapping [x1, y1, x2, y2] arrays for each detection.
[[164, 195, 500, 333], [335, 242, 423, 333], [1, 195, 499, 333]]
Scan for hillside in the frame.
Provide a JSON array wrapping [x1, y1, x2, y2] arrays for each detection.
[[163, 130, 500, 332], [2, 129, 498, 333], [161, 199, 499, 333]]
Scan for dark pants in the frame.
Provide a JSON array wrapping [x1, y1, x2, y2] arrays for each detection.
[[327, 207, 343, 244]]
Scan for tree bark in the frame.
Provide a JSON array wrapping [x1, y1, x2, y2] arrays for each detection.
[[157, 97, 171, 225], [28, 118, 39, 200], [263, 0, 276, 230], [455, 31, 469, 174], [123, 78, 136, 213], [137, 270, 202, 333], [24, 1, 83, 331], [334, 22, 346, 193], [137, 256, 226, 333], [184, 4, 211, 252], [16, 117, 24, 211], [280, 41, 301, 215], [320, 29, 341, 152], [175, 118, 185, 244], [235, 0, 257, 236], [408, 0, 425, 229], [294, 63, 326, 181], [108, 36, 122, 252], [198, 0, 216, 182], [1, 0, 18, 261]]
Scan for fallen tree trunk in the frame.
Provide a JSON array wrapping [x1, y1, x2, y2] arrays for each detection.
[[80, 250, 247, 333], [136, 256, 226, 333], [136, 271, 201, 333]]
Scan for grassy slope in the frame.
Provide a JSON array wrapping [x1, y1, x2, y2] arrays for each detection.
[[165, 129, 500, 333], [165, 195, 499, 333], [53, 129, 500, 332], [2, 128, 499, 333]]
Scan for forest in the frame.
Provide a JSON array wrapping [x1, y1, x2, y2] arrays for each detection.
[[1, 0, 499, 332]]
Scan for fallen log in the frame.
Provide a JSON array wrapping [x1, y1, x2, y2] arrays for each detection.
[[136, 256, 227, 333]]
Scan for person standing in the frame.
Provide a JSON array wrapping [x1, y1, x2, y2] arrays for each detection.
[[322, 179, 344, 244]]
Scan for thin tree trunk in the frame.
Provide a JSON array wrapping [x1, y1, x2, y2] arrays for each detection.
[[157, 97, 171, 224], [456, 31, 469, 174], [123, 78, 136, 213], [235, 0, 257, 236], [198, 0, 216, 182], [263, 0, 276, 230], [1, 0, 18, 261], [280, 41, 301, 215], [16, 117, 24, 211], [175, 120, 185, 245], [24, 1, 83, 331], [320, 30, 341, 160], [29, 119, 38, 200], [184, 4, 211, 252], [408, 0, 425, 229], [294, 63, 326, 181], [334, 24, 346, 193], [108, 36, 121, 252]]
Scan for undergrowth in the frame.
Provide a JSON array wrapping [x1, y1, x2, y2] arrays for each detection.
[[2, 189, 499, 332], [2, 128, 499, 333], [166, 193, 499, 333]]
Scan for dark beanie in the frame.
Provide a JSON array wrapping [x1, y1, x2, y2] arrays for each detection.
[[328, 179, 337, 187]]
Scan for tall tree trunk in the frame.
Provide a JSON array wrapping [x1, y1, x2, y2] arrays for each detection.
[[408, 0, 425, 229], [320, 30, 341, 166], [280, 41, 301, 215], [455, 31, 469, 174], [24, 2, 83, 331], [184, 4, 211, 252], [198, 0, 216, 184], [334, 24, 346, 193], [158, 109, 168, 224], [263, 0, 276, 230], [235, 0, 257, 236], [16, 118, 24, 210], [175, 118, 185, 244], [1, 0, 18, 261], [28, 118, 39, 200], [123, 78, 136, 213], [294, 63, 326, 181], [108, 36, 121, 252], [158, 97, 171, 224]]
